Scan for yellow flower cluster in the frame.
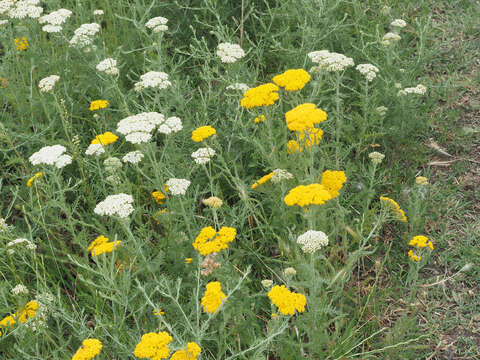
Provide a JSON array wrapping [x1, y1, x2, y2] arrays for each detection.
[[14, 36, 29, 51], [409, 235, 434, 249], [379, 196, 407, 222], [408, 235, 434, 262], [240, 83, 279, 109], [89, 100, 109, 111], [272, 69, 311, 91], [133, 331, 173, 360], [170, 342, 202, 360], [0, 300, 39, 336], [27, 172, 44, 187], [191, 125, 217, 142], [201, 281, 226, 314], [287, 128, 323, 153], [192, 226, 236, 255], [88, 235, 122, 256], [202, 196, 223, 208], [320, 170, 347, 198], [72, 339, 103, 360], [152, 189, 168, 204], [267, 285, 306, 315], [285, 103, 327, 132], [91, 131, 118, 145], [284, 183, 333, 206], [251, 172, 274, 189], [153, 308, 165, 316], [254, 114, 266, 123]]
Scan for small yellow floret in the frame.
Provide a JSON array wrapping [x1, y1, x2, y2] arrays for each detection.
[[272, 69, 311, 91], [14, 37, 29, 51], [88, 235, 122, 256], [254, 115, 266, 123]]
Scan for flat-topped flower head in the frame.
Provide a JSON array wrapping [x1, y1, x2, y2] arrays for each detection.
[[268, 285, 306, 315], [170, 342, 202, 360], [368, 151, 385, 165], [96, 58, 119, 75], [14, 36, 29, 51], [165, 178, 191, 195], [192, 125, 216, 142], [226, 83, 249, 91], [123, 151, 144, 164], [415, 176, 428, 185], [380, 196, 407, 222], [116, 112, 165, 144], [320, 170, 347, 198], [251, 172, 274, 189], [8, 0, 43, 19], [152, 190, 167, 204], [72, 339, 102, 360], [89, 100, 109, 111], [91, 131, 118, 145], [272, 69, 311, 91], [217, 42, 245, 63], [391, 19, 406, 28], [201, 281, 226, 313], [94, 193, 134, 218], [133, 331, 172, 360], [202, 196, 223, 208], [191, 147, 216, 164], [307, 50, 354, 72], [240, 83, 279, 109], [134, 71, 171, 91], [29, 144, 72, 168], [284, 183, 333, 207], [38, 75, 60, 93], [69, 23, 100, 48], [145, 16, 168, 32], [356, 64, 379, 81], [193, 226, 236, 255], [285, 103, 327, 132], [397, 84, 427, 96], [382, 32, 401, 45], [158, 116, 182, 134], [88, 235, 122, 256], [297, 230, 328, 253], [409, 235, 434, 250], [271, 169, 293, 183]]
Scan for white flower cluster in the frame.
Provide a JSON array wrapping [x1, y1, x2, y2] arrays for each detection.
[[391, 19, 406, 28], [85, 143, 105, 156], [104, 157, 122, 173], [38, 75, 60, 93], [165, 178, 191, 195], [7, 238, 36, 255], [397, 84, 427, 96], [271, 169, 293, 184], [226, 83, 249, 92], [8, 0, 43, 19], [122, 150, 144, 164], [116, 112, 165, 144], [134, 71, 171, 91], [27, 293, 55, 332], [356, 64, 379, 81], [376, 106, 388, 116], [11, 284, 29, 296], [157, 116, 183, 134], [39, 8, 72, 33], [307, 50, 354, 72], [94, 193, 134, 218], [69, 23, 101, 48], [0, 19, 8, 26], [296, 230, 329, 253], [368, 151, 385, 165], [217, 42, 245, 63], [191, 147, 216, 164], [93, 9, 104, 15], [29, 144, 72, 168], [381, 32, 401, 46], [0, 0, 14, 15], [0, 217, 8, 232], [145, 16, 168, 32], [96, 58, 119, 75]]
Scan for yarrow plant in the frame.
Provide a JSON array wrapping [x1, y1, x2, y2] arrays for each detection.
[[29, 145, 72, 168], [296, 230, 329, 253], [94, 194, 134, 218], [38, 75, 60, 93], [134, 71, 171, 91], [145, 16, 168, 33], [216, 42, 245, 63]]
